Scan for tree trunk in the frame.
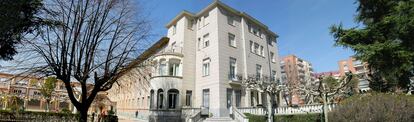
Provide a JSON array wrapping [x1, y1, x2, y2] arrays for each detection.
[[46, 100, 50, 112], [79, 107, 89, 122], [267, 92, 274, 122], [323, 93, 328, 122]]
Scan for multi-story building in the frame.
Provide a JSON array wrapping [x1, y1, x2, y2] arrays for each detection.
[[0, 73, 72, 112], [107, 1, 281, 121], [280, 55, 314, 105], [313, 71, 341, 80], [0, 72, 112, 115], [338, 57, 370, 92]]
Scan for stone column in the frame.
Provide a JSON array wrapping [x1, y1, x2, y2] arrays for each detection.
[[258, 92, 263, 106], [245, 89, 251, 107], [23, 98, 28, 110], [163, 91, 168, 110]]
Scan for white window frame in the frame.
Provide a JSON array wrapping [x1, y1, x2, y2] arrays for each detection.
[[229, 57, 237, 80], [227, 15, 235, 26], [256, 64, 262, 80], [254, 43, 259, 54], [228, 33, 236, 47], [203, 33, 210, 48], [260, 46, 264, 56], [202, 58, 210, 76], [172, 24, 176, 35]]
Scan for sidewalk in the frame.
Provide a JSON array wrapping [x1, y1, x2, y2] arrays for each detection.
[[118, 115, 148, 122]]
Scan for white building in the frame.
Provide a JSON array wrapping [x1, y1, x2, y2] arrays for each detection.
[[108, 1, 281, 121]]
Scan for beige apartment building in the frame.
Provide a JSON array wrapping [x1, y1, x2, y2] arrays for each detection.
[[107, 1, 281, 121], [338, 57, 370, 92], [0, 73, 72, 112], [280, 55, 314, 105]]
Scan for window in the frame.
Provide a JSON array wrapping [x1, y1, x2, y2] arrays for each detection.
[[254, 43, 259, 54], [260, 46, 264, 56], [270, 52, 275, 62], [235, 90, 241, 107], [228, 33, 236, 47], [157, 89, 164, 109], [202, 89, 210, 108], [229, 58, 237, 80], [172, 24, 176, 35], [198, 38, 201, 50], [159, 59, 167, 76], [227, 15, 235, 26], [188, 19, 194, 30], [272, 70, 277, 81], [203, 33, 210, 48], [186, 90, 192, 106], [256, 64, 262, 80], [202, 58, 210, 76], [249, 41, 254, 52], [227, 89, 233, 109], [267, 36, 273, 46], [168, 89, 179, 109], [204, 13, 209, 26], [169, 59, 181, 76], [198, 18, 202, 29], [171, 42, 176, 52]]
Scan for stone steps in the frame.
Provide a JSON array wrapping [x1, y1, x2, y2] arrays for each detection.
[[203, 117, 235, 122]]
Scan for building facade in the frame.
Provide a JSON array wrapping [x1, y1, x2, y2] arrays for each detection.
[[338, 57, 370, 92], [107, 1, 281, 121], [0, 73, 72, 112], [280, 55, 314, 105]]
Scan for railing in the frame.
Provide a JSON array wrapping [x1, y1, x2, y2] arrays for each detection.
[[232, 106, 249, 122], [182, 108, 201, 122], [182, 107, 201, 118], [238, 107, 268, 115], [238, 104, 337, 116]]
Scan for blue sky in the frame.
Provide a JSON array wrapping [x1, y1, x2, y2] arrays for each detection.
[[141, 0, 359, 72]]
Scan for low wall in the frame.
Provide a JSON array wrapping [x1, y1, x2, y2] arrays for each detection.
[[0, 110, 79, 122]]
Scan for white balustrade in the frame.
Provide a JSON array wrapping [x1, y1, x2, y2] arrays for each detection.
[[237, 104, 337, 116]]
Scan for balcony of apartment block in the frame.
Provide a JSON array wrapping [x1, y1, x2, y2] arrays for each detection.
[[150, 57, 183, 93], [228, 73, 242, 85], [154, 47, 184, 58]]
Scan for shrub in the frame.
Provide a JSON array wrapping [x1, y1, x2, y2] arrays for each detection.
[[244, 113, 321, 122], [329, 93, 414, 122]]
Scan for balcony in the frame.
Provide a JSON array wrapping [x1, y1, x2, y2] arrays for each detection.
[[154, 47, 184, 57], [228, 74, 242, 85]]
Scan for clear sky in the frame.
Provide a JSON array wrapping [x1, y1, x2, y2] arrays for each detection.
[[141, 0, 359, 72]]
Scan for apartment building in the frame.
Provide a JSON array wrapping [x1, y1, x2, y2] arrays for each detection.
[[107, 1, 281, 121], [280, 55, 314, 105], [313, 71, 341, 80], [0, 73, 72, 112], [338, 57, 370, 92]]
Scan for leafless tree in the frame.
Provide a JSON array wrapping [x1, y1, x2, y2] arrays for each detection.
[[238, 74, 286, 122], [4, 0, 150, 121], [292, 72, 354, 122]]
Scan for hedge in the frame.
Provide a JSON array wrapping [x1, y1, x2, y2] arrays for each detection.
[[244, 113, 322, 122]]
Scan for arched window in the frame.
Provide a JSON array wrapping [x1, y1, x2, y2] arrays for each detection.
[[168, 89, 179, 109], [157, 89, 164, 109], [159, 59, 167, 76], [169, 59, 181, 76], [150, 90, 154, 109]]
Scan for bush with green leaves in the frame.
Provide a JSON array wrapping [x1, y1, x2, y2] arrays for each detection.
[[329, 93, 414, 122]]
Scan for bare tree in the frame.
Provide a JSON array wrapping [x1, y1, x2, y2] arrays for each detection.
[[239, 74, 286, 122], [292, 72, 355, 122], [6, 0, 150, 121]]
